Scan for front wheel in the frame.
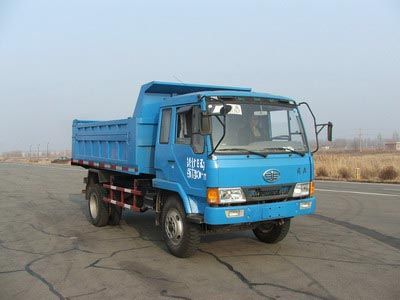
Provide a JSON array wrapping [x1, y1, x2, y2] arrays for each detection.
[[161, 195, 200, 258], [253, 219, 291, 243]]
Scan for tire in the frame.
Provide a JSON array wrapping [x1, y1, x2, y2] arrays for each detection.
[[85, 171, 99, 200], [253, 219, 291, 244], [161, 195, 200, 258], [108, 205, 122, 225], [87, 184, 109, 227]]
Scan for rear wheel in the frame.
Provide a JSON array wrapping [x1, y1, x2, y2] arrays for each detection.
[[87, 184, 109, 227], [161, 195, 200, 258], [85, 171, 99, 200], [253, 219, 290, 243]]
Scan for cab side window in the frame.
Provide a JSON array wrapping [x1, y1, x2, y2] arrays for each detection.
[[176, 106, 192, 144], [159, 108, 172, 144]]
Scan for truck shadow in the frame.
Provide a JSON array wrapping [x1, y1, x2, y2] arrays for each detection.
[[70, 194, 259, 254], [70, 193, 167, 251], [123, 210, 254, 244], [123, 211, 164, 245]]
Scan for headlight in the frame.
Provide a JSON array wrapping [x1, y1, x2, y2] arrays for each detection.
[[207, 187, 246, 204], [219, 188, 246, 204], [292, 182, 314, 198]]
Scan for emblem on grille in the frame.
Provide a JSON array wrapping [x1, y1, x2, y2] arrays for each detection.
[[263, 169, 280, 182]]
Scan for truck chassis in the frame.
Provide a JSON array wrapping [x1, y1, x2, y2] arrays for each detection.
[[81, 167, 291, 257]]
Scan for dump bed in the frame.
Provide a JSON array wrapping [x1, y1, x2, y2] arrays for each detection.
[[72, 117, 146, 174], [71, 81, 251, 175], [72, 115, 159, 174]]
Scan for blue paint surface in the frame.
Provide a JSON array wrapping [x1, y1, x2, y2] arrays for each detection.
[[204, 197, 316, 225]]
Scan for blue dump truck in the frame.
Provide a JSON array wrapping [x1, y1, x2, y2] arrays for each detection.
[[72, 81, 332, 257]]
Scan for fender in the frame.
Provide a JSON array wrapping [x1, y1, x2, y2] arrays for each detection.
[[87, 169, 110, 183], [152, 178, 192, 213]]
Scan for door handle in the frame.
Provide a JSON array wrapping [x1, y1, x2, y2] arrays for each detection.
[[167, 160, 175, 163]]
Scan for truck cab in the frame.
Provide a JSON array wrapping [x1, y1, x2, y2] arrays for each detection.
[[154, 88, 317, 225]]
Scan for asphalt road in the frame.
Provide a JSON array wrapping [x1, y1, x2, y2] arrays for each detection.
[[0, 163, 399, 300]]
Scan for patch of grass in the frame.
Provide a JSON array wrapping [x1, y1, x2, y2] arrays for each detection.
[[338, 167, 351, 179], [316, 166, 328, 177], [379, 166, 398, 180], [314, 151, 400, 183], [361, 167, 375, 180]]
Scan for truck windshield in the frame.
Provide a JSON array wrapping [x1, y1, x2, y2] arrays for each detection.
[[208, 99, 307, 155]]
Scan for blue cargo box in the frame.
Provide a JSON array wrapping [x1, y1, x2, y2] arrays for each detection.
[[72, 117, 154, 174]]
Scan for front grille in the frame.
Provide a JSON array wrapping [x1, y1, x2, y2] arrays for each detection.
[[243, 184, 294, 202]]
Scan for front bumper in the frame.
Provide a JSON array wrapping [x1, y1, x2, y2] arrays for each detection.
[[203, 197, 316, 225]]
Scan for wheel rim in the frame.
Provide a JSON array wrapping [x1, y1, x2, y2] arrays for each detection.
[[89, 194, 98, 219], [165, 208, 184, 246]]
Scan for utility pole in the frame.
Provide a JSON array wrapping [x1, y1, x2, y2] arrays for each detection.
[[29, 145, 32, 160], [46, 142, 49, 158], [37, 144, 40, 159], [358, 128, 362, 152]]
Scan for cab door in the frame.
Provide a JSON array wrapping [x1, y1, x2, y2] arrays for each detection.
[[170, 105, 207, 197], [154, 107, 174, 180]]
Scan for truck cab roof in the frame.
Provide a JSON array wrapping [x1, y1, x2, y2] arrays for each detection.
[[173, 90, 293, 102], [146, 81, 292, 100], [140, 81, 294, 110], [143, 81, 251, 95]]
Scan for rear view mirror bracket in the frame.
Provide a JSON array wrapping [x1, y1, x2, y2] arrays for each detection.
[[298, 102, 333, 153]]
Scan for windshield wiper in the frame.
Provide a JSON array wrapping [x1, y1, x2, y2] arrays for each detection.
[[217, 148, 267, 158], [263, 146, 305, 156]]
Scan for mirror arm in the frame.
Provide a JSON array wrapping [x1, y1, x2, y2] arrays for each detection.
[[298, 102, 319, 153], [208, 114, 226, 158], [316, 123, 328, 135], [197, 95, 206, 103], [316, 122, 332, 134], [207, 97, 228, 157]]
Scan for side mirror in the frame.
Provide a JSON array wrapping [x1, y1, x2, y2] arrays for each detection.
[[193, 106, 211, 135], [327, 122, 333, 142], [192, 106, 201, 134], [191, 133, 205, 154], [219, 105, 232, 115], [200, 114, 211, 135]]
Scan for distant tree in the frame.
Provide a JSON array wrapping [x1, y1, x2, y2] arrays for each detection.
[[393, 131, 400, 142], [375, 133, 383, 149], [352, 137, 360, 151], [3, 151, 23, 158], [377, 133, 383, 146]]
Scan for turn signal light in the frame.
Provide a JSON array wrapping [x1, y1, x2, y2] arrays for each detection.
[[310, 181, 315, 196], [207, 188, 220, 204]]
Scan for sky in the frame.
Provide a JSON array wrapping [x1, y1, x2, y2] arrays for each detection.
[[0, 0, 399, 153]]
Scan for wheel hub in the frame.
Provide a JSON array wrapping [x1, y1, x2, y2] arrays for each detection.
[[165, 208, 183, 245], [89, 194, 98, 219], [258, 222, 274, 233]]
